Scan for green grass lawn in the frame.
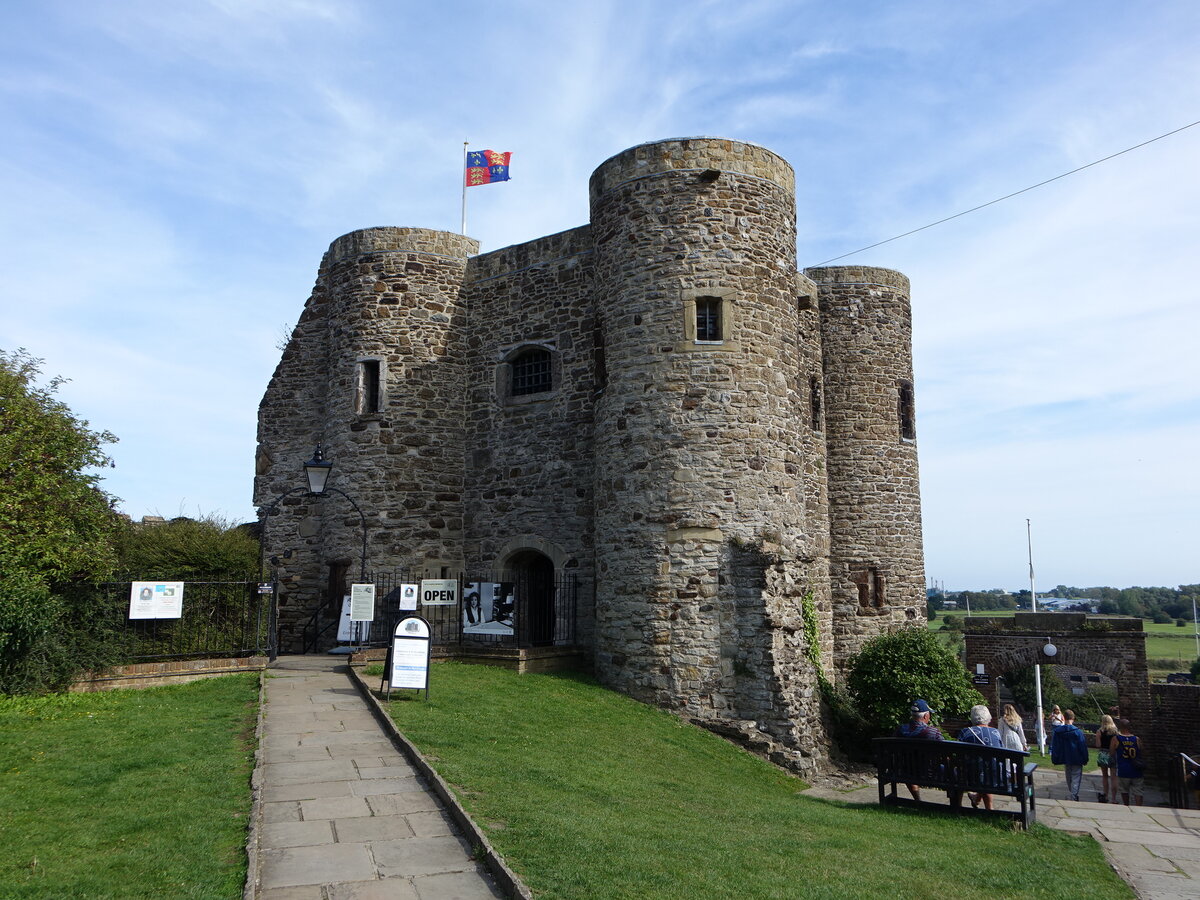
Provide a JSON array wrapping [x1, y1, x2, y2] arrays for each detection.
[[0, 674, 259, 899], [382, 662, 1131, 900]]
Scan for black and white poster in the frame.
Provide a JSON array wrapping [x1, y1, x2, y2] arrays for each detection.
[[463, 581, 515, 635]]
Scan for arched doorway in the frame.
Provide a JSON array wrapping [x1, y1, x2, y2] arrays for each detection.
[[507, 550, 556, 646]]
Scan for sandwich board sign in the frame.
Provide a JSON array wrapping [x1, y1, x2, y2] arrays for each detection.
[[384, 615, 431, 700]]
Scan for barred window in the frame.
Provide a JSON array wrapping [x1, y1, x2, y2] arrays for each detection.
[[511, 348, 553, 396], [695, 296, 722, 342]]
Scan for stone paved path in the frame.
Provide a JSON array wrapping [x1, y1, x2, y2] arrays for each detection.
[[806, 772, 1200, 900], [251, 655, 502, 900]]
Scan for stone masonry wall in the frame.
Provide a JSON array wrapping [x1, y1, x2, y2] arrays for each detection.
[[256, 228, 478, 650], [808, 266, 926, 671], [462, 225, 598, 648], [256, 137, 928, 775], [588, 138, 826, 769]]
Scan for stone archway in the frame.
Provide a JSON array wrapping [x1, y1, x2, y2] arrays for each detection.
[[503, 548, 557, 647], [963, 612, 1150, 730]]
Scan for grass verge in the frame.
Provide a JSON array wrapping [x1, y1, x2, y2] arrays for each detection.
[[383, 662, 1131, 900], [0, 673, 260, 899]]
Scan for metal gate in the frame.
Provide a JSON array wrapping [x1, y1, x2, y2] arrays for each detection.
[[367, 570, 578, 649]]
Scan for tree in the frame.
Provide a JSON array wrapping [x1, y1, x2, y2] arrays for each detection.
[[846, 627, 984, 733], [115, 515, 260, 580], [0, 349, 121, 691]]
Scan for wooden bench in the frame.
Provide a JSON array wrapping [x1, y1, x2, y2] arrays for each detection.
[[874, 737, 1039, 829]]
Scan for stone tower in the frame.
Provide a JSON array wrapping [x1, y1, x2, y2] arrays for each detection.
[[256, 137, 927, 773], [807, 266, 926, 666]]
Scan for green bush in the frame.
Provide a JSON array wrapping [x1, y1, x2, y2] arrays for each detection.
[[1191, 657, 1200, 682], [846, 626, 984, 733]]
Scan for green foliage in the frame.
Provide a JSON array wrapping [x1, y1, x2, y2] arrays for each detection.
[[115, 515, 260, 580], [0, 349, 121, 693], [846, 627, 984, 733], [1191, 657, 1200, 682]]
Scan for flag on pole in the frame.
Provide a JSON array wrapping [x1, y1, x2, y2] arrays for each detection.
[[465, 150, 511, 187]]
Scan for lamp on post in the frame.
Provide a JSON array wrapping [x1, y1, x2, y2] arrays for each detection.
[[259, 442, 370, 660]]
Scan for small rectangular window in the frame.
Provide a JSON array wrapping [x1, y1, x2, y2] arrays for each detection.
[[898, 381, 915, 440], [809, 375, 823, 430], [695, 297, 722, 342], [511, 348, 553, 396], [359, 360, 381, 414]]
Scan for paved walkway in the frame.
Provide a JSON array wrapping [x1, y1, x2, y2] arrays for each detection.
[[250, 656, 502, 900], [806, 772, 1200, 900]]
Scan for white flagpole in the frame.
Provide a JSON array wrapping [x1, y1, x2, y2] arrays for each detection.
[[461, 141, 469, 235], [1028, 518, 1047, 755]]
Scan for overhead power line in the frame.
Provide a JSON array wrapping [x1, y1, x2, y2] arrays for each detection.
[[807, 117, 1200, 268]]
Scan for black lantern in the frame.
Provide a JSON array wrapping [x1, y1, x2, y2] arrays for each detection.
[[303, 443, 333, 495]]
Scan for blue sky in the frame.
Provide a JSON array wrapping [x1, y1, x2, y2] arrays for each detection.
[[2, 1, 1197, 591]]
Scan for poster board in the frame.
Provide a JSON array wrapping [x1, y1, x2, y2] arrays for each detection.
[[463, 581, 515, 635], [420, 579, 458, 607], [129, 582, 184, 619], [336, 596, 371, 643], [350, 583, 376, 622], [398, 583, 419, 611], [387, 615, 431, 697]]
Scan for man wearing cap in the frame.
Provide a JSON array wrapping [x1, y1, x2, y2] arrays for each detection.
[[893, 699, 943, 800]]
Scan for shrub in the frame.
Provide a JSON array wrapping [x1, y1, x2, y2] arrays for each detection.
[[846, 627, 984, 733]]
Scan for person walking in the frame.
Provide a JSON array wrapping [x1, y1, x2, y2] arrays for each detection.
[[893, 699, 943, 801], [1110, 718, 1147, 807], [997, 703, 1029, 753], [1094, 714, 1120, 803], [958, 705, 1004, 810], [1050, 708, 1089, 802]]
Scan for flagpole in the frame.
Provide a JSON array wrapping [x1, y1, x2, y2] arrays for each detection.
[[1028, 518, 1047, 755], [461, 141, 469, 235]]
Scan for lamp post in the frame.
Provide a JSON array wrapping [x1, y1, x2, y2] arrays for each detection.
[[259, 443, 369, 659]]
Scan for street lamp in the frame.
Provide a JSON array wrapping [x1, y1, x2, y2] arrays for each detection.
[[260, 442, 370, 659]]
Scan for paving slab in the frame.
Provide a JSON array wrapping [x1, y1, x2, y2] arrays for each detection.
[[260, 844, 376, 889], [248, 655, 503, 899]]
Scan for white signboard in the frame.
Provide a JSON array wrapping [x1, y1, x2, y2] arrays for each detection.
[[398, 583, 419, 611], [420, 579, 458, 607], [463, 582, 515, 636], [129, 582, 184, 619], [390, 616, 431, 690], [337, 596, 371, 643], [350, 583, 376, 622]]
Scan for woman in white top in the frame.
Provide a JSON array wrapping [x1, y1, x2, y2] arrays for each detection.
[[997, 704, 1029, 752]]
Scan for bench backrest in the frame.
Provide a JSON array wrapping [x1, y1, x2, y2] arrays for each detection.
[[874, 737, 1032, 796]]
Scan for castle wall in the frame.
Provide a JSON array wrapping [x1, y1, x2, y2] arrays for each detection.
[[255, 137, 928, 773], [808, 266, 926, 667], [256, 227, 478, 649], [461, 226, 598, 646], [588, 138, 827, 767]]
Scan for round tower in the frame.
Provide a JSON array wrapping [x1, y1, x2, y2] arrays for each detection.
[[589, 138, 826, 760], [258, 227, 478, 649], [806, 265, 926, 667]]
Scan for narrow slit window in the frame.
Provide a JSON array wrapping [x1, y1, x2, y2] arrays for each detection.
[[359, 360, 381, 414], [695, 296, 722, 342], [809, 375, 823, 430], [511, 347, 553, 396], [898, 381, 915, 440]]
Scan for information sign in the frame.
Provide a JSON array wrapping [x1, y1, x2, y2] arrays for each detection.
[[420, 579, 458, 606], [388, 616, 432, 696], [350, 583, 375, 622], [129, 582, 184, 619], [398, 583, 419, 611]]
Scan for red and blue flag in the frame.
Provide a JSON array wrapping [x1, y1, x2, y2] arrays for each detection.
[[465, 150, 511, 187]]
